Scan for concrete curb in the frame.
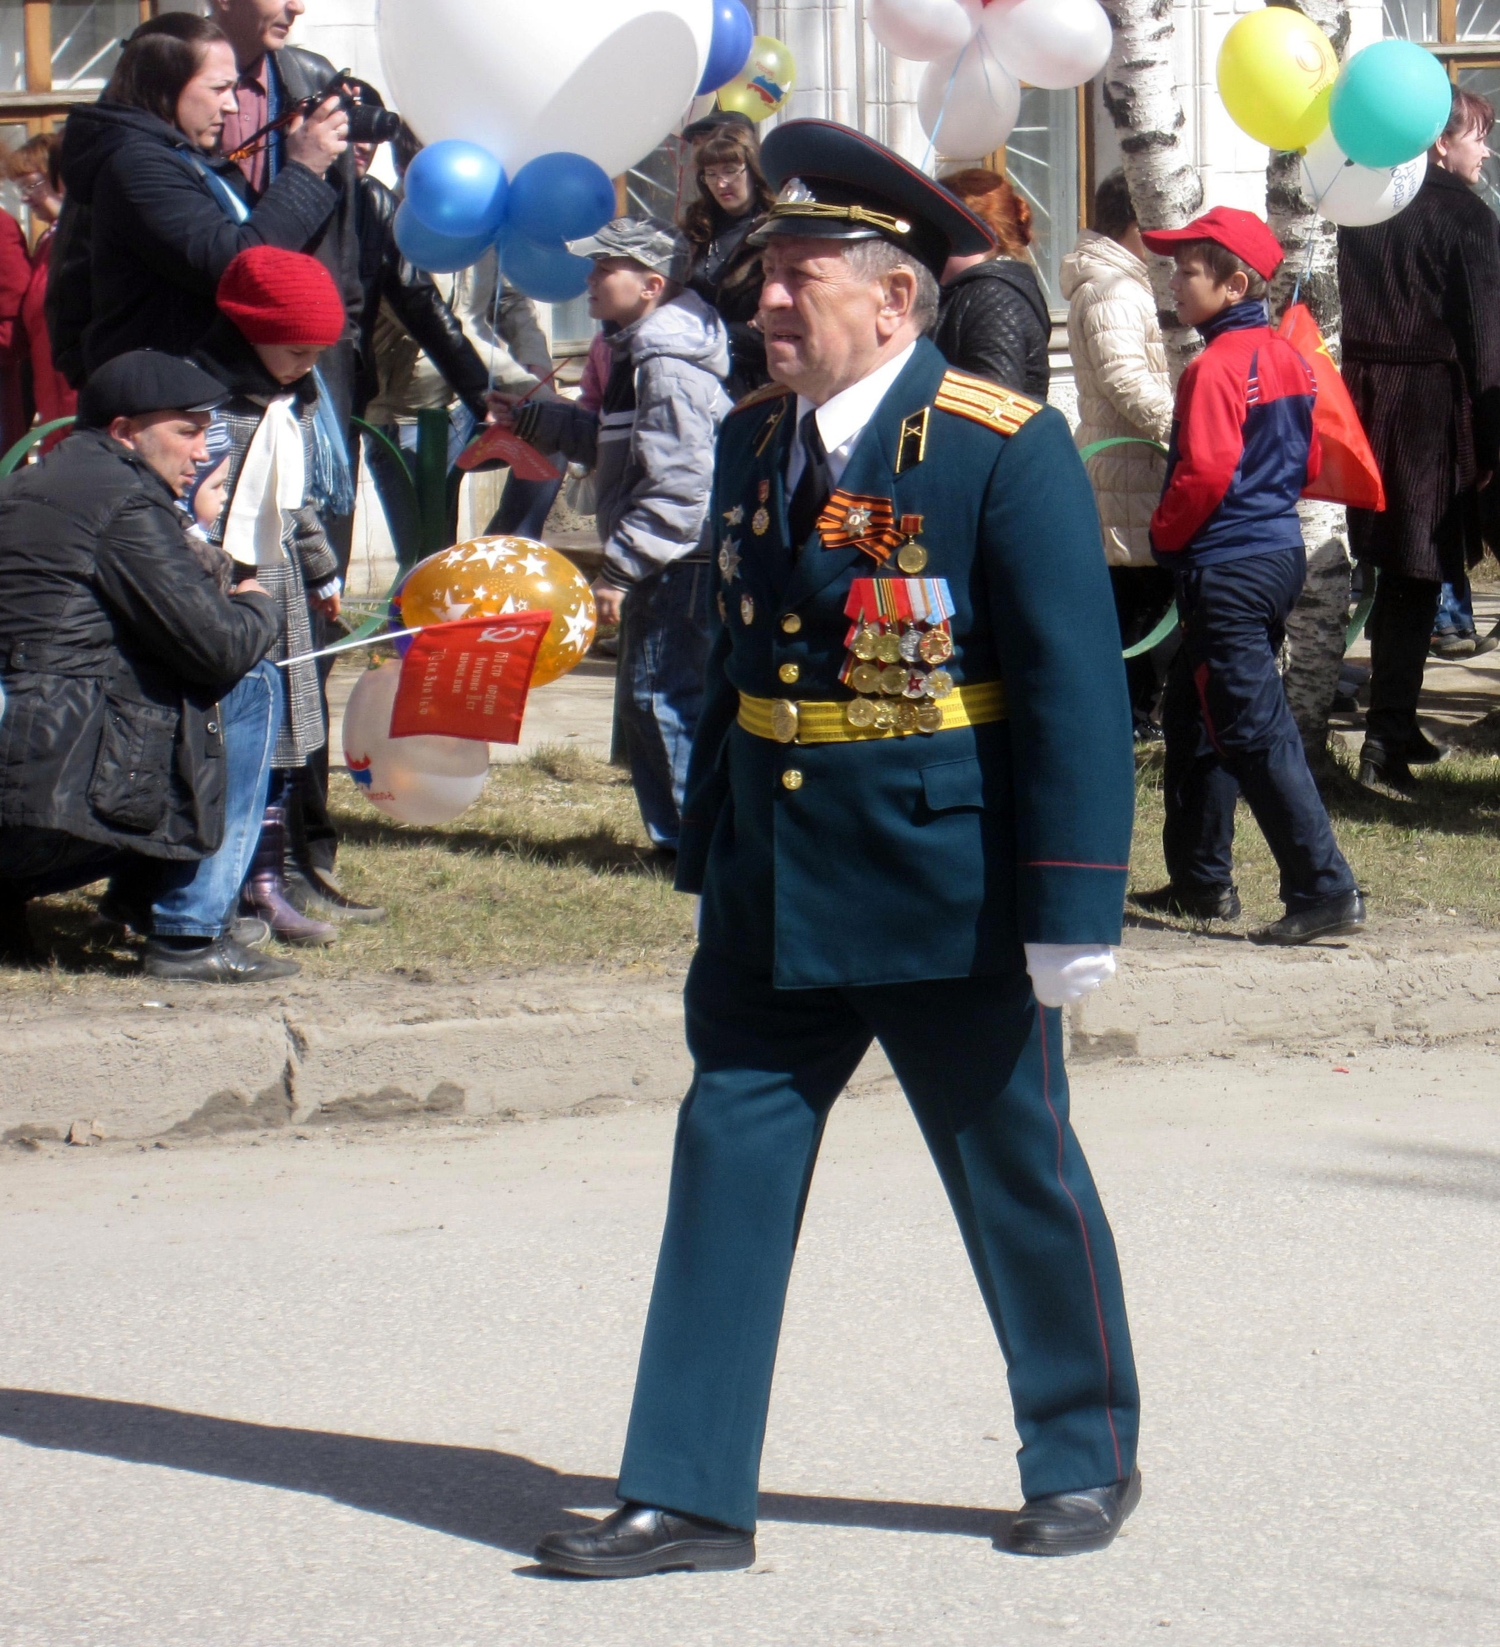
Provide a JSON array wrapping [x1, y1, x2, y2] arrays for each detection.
[[4, 926, 1498, 1142]]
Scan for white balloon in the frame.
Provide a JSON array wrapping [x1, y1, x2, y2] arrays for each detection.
[[377, 0, 714, 180], [1302, 127, 1428, 228], [981, 0, 1113, 92], [918, 42, 1021, 158], [342, 659, 490, 828], [870, 0, 981, 64]]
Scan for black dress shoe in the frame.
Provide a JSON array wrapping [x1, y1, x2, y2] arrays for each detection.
[[534, 1503, 755, 1579], [1401, 727, 1450, 765], [1250, 889, 1366, 947], [1129, 882, 1242, 921], [143, 935, 301, 982], [1358, 740, 1418, 797], [1004, 1469, 1142, 1557]]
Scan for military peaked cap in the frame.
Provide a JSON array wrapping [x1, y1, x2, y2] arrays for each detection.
[[752, 119, 996, 276]]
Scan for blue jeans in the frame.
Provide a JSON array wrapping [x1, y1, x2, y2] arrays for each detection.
[[1434, 577, 1476, 637], [1162, 548, 1356, 912], [151, 662, 282, 938], [485, 474, 563, 540], [614, 561, 712, 849]]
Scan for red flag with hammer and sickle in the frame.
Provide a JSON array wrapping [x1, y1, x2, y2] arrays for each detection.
[[389, 613, 553, 745]]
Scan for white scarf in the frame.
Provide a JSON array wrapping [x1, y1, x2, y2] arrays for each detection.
[[222, 395, 305, 567]]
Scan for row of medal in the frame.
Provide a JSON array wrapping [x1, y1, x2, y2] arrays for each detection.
[[841, 576, 956, 732]]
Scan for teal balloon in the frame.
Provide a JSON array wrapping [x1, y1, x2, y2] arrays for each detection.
[[1330, 40, 1453, 169]]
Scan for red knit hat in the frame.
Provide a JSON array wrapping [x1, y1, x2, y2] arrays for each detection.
[[1140, 207, 1285, 281], [217, 247, 347, 347]]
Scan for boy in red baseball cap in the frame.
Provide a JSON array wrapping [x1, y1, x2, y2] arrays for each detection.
[[1132, 207, 1364, 945], [193, 245, 358, 948]]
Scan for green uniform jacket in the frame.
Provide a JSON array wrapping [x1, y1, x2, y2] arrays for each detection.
[[676, 337, 1134, 989]]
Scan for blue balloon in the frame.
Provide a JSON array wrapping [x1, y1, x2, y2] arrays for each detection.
[[1330, 40, 1453, 169], [505, 152, 616, 245], [404, 139, 508, 239], [393, 202, 495, 274], [695, 0, 754, 96], [499, 233, 592, 303]]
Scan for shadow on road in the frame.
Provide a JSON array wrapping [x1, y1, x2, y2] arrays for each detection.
[[0, 1390, 1003, 1555]]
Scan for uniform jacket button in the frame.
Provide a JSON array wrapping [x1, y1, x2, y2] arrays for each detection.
[[780, 613, 802, 634], [782, 769, 804, 791], [778, 662, 800, 684]]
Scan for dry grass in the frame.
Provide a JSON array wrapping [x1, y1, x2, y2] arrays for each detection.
[[1130, 742, 1500, 931], [10, 739, 1500, 995]]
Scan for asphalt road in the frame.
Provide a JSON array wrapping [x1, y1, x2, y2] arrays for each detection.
[[1, 1041, 1497, 1646]]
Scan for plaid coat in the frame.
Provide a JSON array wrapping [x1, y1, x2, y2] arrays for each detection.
[[196, 322, 338, 767]]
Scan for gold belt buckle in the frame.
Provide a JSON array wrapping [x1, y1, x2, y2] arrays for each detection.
[[771, 699, 800, 744]]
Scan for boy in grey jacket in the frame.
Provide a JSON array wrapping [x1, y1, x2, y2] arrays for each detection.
[[501, 218, 732, 851]]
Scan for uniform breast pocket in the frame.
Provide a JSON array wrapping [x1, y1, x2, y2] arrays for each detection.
[[86, 698, 177, 833], [918, 756, 985, 817]]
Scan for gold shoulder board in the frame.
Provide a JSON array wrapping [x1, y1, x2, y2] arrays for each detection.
[[730, 381, 793, 416], [933, 369, 1043, 438]]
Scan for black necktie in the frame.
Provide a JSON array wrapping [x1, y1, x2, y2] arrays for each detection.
[[788, 409, 832, 549]]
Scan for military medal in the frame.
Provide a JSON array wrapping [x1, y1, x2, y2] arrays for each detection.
[[724, 505, 744, 527], [816, 491, 903, 564], [741, 594, 755, 625], [896, 512, 929, 574], [752, 508, 770, 536], [838, 575, 958, 735], [718, 539, 742, 582], [717, 591, 727, 622]]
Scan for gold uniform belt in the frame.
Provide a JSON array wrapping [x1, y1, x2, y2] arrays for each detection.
[[738, 680, 1007, 745]]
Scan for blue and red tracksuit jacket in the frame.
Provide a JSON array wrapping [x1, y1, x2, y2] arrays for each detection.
[[1150, 299, 1322, 568]]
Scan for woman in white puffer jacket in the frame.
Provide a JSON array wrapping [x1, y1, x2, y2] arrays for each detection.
[[1062, 171, 1176, 735]]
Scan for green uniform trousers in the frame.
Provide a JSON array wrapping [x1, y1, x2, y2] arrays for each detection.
[[616, 947, 1139, 1532]]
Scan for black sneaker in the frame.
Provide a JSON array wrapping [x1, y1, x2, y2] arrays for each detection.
[[1431, 631, 1478, 659], [143, 935, 301, 983], [1251, 889, 1367, 946], [1129, 883, 1242, 922]]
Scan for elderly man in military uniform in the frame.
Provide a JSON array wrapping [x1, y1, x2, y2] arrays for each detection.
[[536, 121, 1141, 1578]]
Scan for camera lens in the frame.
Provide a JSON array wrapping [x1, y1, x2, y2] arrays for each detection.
[[349, 105, 403, 144]]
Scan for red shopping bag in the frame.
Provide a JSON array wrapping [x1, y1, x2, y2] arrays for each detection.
[[1277, 302, 1386, 512]]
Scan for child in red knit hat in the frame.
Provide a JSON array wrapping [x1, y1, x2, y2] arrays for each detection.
[[193, 245, 355, 948]]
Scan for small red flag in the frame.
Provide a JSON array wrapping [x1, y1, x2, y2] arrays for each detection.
[[389, 613, 552, 745], [456, 425, 562, 480], [1277, 302, 1387, 512]]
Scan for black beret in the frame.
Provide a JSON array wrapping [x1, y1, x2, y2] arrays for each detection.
[[76, 350, 226, 429]]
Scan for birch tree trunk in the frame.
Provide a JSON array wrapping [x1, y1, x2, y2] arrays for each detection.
[[1099, 0, 1204, 381], [1265, 0, 1354, 770]]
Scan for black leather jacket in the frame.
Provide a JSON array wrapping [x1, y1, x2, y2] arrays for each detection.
[[353, 175, 490, 423], [930, 258, 1051, 400], [0, 432, 277, 858]]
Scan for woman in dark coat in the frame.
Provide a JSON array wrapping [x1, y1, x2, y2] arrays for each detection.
[[681, 112, 775, 400], [1339, 86, 1500, 794], [931, 168, 1050, 399], [48, 12, 346, 386]]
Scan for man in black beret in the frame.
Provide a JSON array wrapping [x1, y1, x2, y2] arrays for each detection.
[[0, 350, 298, 981], [535, 123, 1142, 1577]]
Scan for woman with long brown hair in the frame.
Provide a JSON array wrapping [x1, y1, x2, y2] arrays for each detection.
[[681, 111, 774, 398], [931, 168, 1050, 398]]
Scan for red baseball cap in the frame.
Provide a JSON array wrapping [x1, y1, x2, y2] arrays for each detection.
[[1140, 206, 1285, 281]]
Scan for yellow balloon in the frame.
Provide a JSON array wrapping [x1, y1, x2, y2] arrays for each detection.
[[1217, 8, 1338, 152], [393, 537, 597, 688], [718, 35, 795, 122]]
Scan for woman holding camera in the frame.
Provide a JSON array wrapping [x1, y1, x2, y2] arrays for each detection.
[[50, 13, 348, 385]]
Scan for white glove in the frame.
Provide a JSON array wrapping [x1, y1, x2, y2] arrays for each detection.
[[1024, 944, 1117, 1009]]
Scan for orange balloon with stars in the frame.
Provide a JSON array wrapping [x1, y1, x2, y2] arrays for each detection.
[[391, 537, 597, 688]]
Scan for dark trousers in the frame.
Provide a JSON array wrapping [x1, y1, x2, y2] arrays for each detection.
[[1364, 571, 1441, 749], [615, 948, 1139, 1532], [0, 828, 135, 906], [1110, 566, 1177, 731], [1161, 547, 1356, 912]]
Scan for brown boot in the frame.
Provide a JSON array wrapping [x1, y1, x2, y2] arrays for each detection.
[[242, 805, 337, 946]]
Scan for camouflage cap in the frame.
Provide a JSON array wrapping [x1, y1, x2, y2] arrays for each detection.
[[565, 216, 694, 283]]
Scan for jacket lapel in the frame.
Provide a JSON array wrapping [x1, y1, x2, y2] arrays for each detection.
[[780, 340, 951, 610]]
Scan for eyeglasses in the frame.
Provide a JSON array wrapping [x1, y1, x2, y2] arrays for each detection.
[[702, 164, 747, 184]]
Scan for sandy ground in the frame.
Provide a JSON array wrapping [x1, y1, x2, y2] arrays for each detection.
[[0, 1042, 1497, 1645]]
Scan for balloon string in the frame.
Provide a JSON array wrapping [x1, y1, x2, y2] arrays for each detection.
[[1289, 152, 1339, 311], [275, 628, 427, 668], [919, 38, 972, 175]]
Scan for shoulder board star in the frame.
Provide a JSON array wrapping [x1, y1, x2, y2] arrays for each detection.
[[934, 369, 1043, 437], [729, 382, 793, 416]]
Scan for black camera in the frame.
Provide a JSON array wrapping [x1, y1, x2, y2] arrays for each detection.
[[306, 70, 404, 147]]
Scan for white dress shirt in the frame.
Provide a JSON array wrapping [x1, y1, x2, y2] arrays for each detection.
[[785, 342, 917, 491]]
